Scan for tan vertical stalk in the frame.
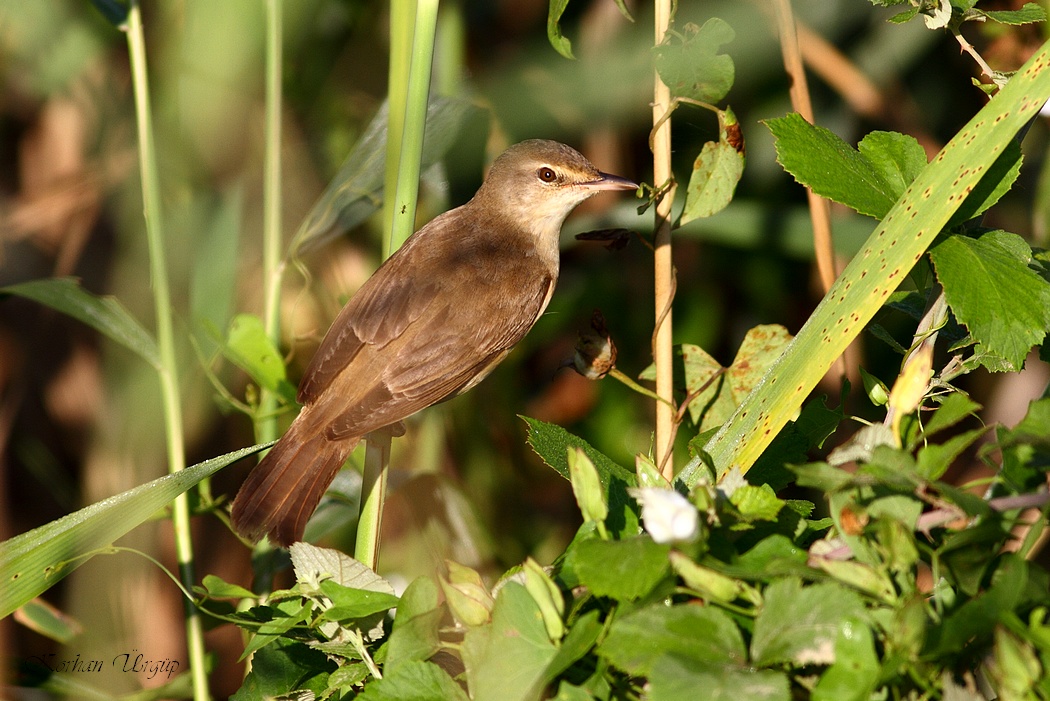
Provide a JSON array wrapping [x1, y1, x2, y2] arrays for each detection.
[[652, 0, 677, 479]]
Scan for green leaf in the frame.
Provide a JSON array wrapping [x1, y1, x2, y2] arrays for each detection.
[[751, 578, 868, 667], [547, 0, 575, 59], [919, 391, 981, 439], [598, 603, 747, 675], [693, 44, 1050, 482], [672, 326, 793, 431], [289, 542, 395, 594], [996, 397, 1050, 493], [767, 117, 906, 219], [648, 657, 790, 701], [319, 579, 400, 621], [888, 5, 921, 22], [573, 536, 670, 600], [681, 110, 745, 223], [979, 2, 1046, 24], [916, 426, 988, 480], [224, 313, 296, 402], [676, 343, 732, 427], [654, 18, 735, 103], [2, 278, 159, 368], [930, 232, 1050, 371], [523, 417, 638, 535], [857, 131, 928, 199], [238, 599, 314, 660], [13, 598, 82, 644], [0, 443, 268, 619], [356, 660, 469, 701], [811, 622, 880, 701], [729, 484, 784, 522], [727, 534, 809, 579], [930, 554, 1029, 655], [232, 638, 333, 700], [384, 576, 444, 674], [461, 583, 558, 701], [542, 609, 603, 684], [201, 574, 256, 600], [670, 551, 756, 605]]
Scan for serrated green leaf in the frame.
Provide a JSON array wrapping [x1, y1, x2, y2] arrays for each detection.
[[599, 602, 746, 675], [522, 417, 638, 535], [2, 278, 159, 367], [980, 2, 1046, 24], [679, 343, 732, 427], [767, 115, 900, 218], [649, 656, 790, 701], [240, 600, 316, 660], [751, 578, 868, 666], [356, 660, 469, 701], [857, 131, 928, 198], [574, 536, 670, 600], [232, 638, 333, 700], [289, 542, 395, 595], [729, 484, 784, 521], [0, 443, 268, 619], [461, 583, 558, 701], [930, 232, 1050, 370], [319, 580, 399, 621], [654, 18, 735, 103]]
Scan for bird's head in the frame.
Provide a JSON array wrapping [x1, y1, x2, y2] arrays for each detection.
[[474, 139, 637, 245]]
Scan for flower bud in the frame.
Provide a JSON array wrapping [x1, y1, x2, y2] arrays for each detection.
[[572, 310, 618, 380]]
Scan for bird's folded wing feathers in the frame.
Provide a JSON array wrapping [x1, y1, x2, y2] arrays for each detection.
[[322, 272, 553, 440]]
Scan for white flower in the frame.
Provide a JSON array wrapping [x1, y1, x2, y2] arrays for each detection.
[[630, 487, 699, 544]]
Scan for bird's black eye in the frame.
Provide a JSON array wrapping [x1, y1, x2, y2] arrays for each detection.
[[537, 167, 558, 183]]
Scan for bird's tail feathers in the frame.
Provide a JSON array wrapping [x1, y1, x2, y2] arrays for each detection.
[[231, 418, 358, 547]]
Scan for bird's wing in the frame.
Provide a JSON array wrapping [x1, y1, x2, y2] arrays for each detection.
[[296, 257, 439, 405], [322, 265, 554, 439]]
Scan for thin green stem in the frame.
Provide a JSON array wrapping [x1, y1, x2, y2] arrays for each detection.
[[259, 0, 284, 446], [381, 0, 415, 261], [124, 3, 209, 699], [390, 0, 439, 251], [608, 368, 673, 407], [357, 0, 439, 570]]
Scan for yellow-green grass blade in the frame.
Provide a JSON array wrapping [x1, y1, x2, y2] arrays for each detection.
[[687, 40, 1050, 484], [0, 443, 271, 618]]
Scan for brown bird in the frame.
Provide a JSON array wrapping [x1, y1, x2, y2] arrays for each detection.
[[231, 139, 637, 546]]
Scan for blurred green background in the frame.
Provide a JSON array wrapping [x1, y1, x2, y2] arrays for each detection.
[[1, 0, 1047, 695]]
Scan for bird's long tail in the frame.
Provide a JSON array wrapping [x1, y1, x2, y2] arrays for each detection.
[[231, 414, 358, 547]]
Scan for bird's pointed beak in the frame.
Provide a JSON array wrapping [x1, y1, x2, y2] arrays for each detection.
[[584, 172, 639, 192]]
